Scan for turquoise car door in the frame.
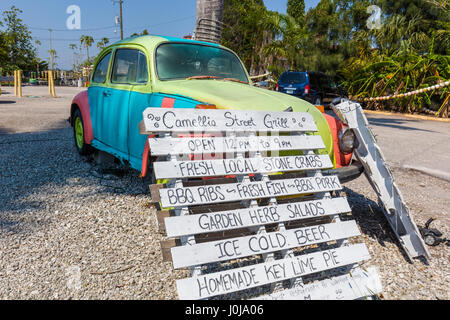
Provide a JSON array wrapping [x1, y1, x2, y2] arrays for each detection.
[[98, 48, 145, 158], [88, 51, 112, 147], [128, 50, 152, 170]]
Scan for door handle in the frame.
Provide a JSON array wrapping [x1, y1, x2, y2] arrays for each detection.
[[103, 91, 111, 97]]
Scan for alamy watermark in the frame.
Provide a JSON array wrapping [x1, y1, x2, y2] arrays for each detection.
[[66, 265, 81, 290], [366, 5, 382, 30], [66, 5, 81, 30]]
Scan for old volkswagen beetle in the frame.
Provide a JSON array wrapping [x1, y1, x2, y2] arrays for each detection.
[[69, 35, 362, 182]]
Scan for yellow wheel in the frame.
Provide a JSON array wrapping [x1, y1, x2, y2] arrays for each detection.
[[73, 108, 93, 155]]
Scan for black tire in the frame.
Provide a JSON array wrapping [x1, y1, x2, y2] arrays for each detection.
[[73, 108, 93, 155]]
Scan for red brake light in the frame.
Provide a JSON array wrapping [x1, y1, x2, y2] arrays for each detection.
[[304, 84, 310, 94], [276, 83, 279, 91]]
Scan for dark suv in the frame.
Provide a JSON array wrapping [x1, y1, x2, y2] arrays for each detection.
[[276, 71, 343, 106]]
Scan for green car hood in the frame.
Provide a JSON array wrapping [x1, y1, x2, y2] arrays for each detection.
[[154, 79, 335, 165]]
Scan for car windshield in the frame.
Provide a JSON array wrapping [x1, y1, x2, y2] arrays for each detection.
[[279, 72, 306, 84], [156, 43, 249, 83]]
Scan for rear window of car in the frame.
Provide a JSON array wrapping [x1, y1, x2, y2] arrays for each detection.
[[92, 52, 111, 83], [279, 72, 306, 84], [111, 49, 148, 84]]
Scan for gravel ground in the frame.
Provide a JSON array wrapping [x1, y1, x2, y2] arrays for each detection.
[[0, 88, 448, 300], [0, 128, 188, 299]]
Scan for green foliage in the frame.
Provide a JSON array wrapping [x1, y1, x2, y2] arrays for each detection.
[[97, 37, 110, 50], [340, 0, 450, 112], [130, 29, 149, 37], [221, 0, 449, 114], [222, 0, 268, 75], [287, 0, 305, 24], [0, 6, 39, 74], [341, 38, 450, 112]]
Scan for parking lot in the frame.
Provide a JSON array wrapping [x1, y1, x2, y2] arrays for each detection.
[[0, 86, 448, 299]]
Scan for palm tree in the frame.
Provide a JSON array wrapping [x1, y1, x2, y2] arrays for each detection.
[[81, 35, 94, 62], [48, 49, 58, 70], [96, 37, 110, 50], [79, 36, 84, 61], [263, 14, 307, 70], [69, 43, 78, 70], [80, 35, 94, 62], [35, 40, 41, 75]]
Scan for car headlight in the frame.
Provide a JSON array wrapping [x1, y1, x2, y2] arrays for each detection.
[[338, 127, 356, 154]]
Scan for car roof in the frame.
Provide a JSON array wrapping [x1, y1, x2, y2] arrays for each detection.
[[104, 34, 222, 52]]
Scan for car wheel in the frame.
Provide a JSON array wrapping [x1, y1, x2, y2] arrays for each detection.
[[73, 108, 93, 155], [314, 96, 322, 105]]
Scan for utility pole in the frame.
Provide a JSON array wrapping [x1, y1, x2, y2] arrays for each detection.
[[49, 29, 53, 70], [112, 0, 124, 40], [119, 0, 123, 40]]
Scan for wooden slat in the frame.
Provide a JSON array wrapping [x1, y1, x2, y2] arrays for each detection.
[[143, 108, 317, 133], [148, 135, 325, 156], [156, 210, 173, 232], [165, 197, 351, 237], [150, 184, 164, 203], [176, 243, 370, 300], [159, 175, 342, 208], [160, 238, 181, 262], [154, 155, 333, 179], [160, 228, 257, 262], [254, 266, 382, 300], [171, 220, 360, 268]]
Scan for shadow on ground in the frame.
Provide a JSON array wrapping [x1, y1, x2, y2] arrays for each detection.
[[0, 127, 153, 236], [342, 186, 420, 264], [0, 119, 71, 136], [367, 117, 435, 133]]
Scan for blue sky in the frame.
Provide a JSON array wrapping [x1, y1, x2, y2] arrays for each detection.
[[0, 0, 320, 69]]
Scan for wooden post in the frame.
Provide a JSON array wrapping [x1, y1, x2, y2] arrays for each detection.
[[51, 72, 56, 97], [48, 70, 56, 97], [48, 71, 51, 95], [14, 70, 18, 96], [18, 70, 22, 98]]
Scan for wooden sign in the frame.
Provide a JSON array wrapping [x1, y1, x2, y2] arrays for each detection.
[[148, 135, 325, 156], [165, 197, 351, 237], [159, 175, 342, 207], [254, 266, 382, 300], [143, 108, 317, 133], [143, 107, 382, 300], [170, 220, 360, 268], [154, 154, 333, 179], [176, 243, 370, 300]]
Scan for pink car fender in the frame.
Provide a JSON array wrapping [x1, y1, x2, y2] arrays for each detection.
[[71, 90, 94, 144]]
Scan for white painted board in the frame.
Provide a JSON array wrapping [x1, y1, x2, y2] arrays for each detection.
[[160, 175, 342, 208], [148, 135, 325, 156], [165, 197, 351, 237], [171, 220, 360, 268], [254, 266, 382, 300], [176, 243, 370, 300], [154, 154, 333, 179], [143, 108, 317, 133]]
